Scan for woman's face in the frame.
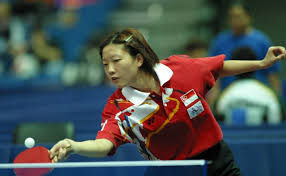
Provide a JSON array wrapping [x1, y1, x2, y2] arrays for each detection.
[[102, 44, 142, 88]]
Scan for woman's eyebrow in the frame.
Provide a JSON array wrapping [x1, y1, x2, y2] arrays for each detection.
[[111, 54, 121, 59], [102, 54, 122, 61]]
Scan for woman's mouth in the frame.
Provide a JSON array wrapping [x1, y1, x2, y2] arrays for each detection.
[[111, 77, 119, 82]]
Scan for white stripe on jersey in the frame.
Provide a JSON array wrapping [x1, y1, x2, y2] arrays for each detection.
[[101, 120, 108, 131]]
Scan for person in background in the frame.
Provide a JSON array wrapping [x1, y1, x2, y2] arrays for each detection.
[[209, 1, 281, 97], [45, 6, 84, 62], [184, 37, 208, 58], [0, 1, 28, 76], [215, 47, 282, 125], [29, 27, 63, 77], [70, 32, 106, 86], [49, 28, 286, 176]]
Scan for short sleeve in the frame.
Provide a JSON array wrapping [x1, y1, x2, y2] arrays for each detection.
[[195, 55, 225, 90], [161, 55, 225, 95], [201, 54, 225, 80], [96, 100, 129, 156]]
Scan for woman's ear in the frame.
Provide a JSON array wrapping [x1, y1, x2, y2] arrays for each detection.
[[136, 53, 144, 67]]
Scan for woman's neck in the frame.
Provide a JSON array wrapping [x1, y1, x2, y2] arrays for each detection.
[[130, 71, 161, 95]]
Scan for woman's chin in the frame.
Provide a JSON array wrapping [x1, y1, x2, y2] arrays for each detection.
[[114, 83, 126, 88], [111, 80, 129, 88]]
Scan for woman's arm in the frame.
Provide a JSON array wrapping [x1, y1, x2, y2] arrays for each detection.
[[219, 46, 286, 77], [49, 138, 114, 162]]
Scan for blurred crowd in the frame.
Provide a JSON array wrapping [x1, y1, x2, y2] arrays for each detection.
[[0, 0, 119, 87], [0, 0, 285, 125]]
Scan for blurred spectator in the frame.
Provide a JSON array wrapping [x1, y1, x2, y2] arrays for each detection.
[[0, 0, 120, 88], [0, 1, 38, 79], [184, 38, 208, 58], [209, 1, 281, 95], [61, 33, 105, 86], [78, 34, 105, 86], [29, 27, 63, 77], [45, 0, 121, 63], [215, 47, 282, 125], [0, 2, 16, 74], [11, 41, 40, 80], [45, 7, 90, 62]]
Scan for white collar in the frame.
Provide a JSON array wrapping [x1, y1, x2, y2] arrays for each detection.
[[122, 63, 173, 105]]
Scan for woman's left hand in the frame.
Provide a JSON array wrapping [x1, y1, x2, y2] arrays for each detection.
[[262, 46, 286, 68]]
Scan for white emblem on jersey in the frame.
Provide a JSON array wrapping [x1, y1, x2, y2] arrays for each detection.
[[187, 101, 204, 119]]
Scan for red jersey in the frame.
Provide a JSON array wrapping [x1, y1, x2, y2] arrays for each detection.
[[96, 55, 225, 160]]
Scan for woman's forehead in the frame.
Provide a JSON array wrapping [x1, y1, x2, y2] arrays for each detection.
[[102, 44, 127, 59]]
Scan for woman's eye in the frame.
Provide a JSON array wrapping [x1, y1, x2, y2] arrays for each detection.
[[114, 59, 121, 62], [103, 63, 108, 66]]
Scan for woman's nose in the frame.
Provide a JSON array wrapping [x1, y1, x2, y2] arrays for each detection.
[[107, 63, 115, 74]]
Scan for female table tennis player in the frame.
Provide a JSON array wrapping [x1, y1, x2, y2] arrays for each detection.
[[49, 28, 286, 176]]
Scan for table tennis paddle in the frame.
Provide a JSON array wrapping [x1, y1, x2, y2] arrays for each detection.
[[13, 146, 72, 176]]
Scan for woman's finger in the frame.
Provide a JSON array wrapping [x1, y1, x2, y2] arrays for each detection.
[[52, 156, 58, 163], [58, 147, 65, 161], [271, 46, 286, 57], [50, 140, 68, 158], [277, 53, 286, 60]]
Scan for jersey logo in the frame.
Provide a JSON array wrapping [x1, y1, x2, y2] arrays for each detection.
[[187, 101, 204, 119], [180, 89, 198, 107]]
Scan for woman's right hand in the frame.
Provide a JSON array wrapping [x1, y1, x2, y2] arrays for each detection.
[[49, 138, 76, 163], [262, 46, 286, 68]]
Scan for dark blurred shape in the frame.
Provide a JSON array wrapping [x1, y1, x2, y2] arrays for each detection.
[[14, 122, 74, 144], [231, 46, 257, 79], [12, 0, 55, 16], [184, 37, 208, 58]]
